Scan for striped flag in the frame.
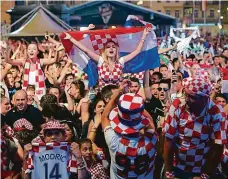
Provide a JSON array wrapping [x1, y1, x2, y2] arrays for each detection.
[[60, 27, 159, 87]]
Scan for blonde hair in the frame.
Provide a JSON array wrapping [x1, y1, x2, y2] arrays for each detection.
[[101, 41, 120, 65]]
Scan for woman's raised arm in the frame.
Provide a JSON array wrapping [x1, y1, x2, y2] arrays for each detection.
[[64, 32, 100, 63]]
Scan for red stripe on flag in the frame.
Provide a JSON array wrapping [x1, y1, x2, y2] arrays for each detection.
[[60, 27, 144, 54], [221, 68, 228, 80]]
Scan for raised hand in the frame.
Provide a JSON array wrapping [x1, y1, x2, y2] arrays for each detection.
[[143, 27, 152, 36], [64, 32, 72, 40], [88, 24, 95, 30]]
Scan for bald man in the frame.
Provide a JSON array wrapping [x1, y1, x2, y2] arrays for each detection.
[[5, 90, 45, 128]]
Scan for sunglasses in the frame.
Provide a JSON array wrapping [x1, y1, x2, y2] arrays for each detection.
[[158, 87, 169, 92], [45, 130, 63, 137]]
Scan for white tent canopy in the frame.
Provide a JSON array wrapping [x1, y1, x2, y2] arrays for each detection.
[[8, 4, 73, 36]]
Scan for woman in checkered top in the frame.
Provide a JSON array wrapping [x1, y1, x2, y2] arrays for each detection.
[[64, 27, 151, 89]]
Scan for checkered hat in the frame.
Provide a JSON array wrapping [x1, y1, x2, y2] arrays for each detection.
[[182, 77, 212, 96], [109, 93, 150, 135], [13, 118, 33, 131], [43, 120, 65, 131]]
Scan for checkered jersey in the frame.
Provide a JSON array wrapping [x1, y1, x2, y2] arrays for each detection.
[[88, 162, 107, 179], [163, 98, 227, 173], [97, 56, 123, 89], [25, 142, 77, 174], [104, 126, 157, 178], [222, 146, 228, 164], [90, 34, 118, 54]]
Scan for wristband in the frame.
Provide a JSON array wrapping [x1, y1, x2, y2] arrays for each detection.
[[165, 171, 175, 179], [200, 173, 210, 179]]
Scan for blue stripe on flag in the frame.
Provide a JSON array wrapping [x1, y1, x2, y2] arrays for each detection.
[[122, 47, 160, 73], [83, 60, 98, 87]]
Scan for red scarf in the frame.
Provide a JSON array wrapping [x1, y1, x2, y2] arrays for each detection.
[[22, 58, 46, 99]]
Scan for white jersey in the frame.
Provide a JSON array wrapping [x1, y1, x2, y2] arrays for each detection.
[[26, 143, 74, 179]]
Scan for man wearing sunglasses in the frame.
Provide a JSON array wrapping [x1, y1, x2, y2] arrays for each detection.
[[158, 79, 171, 112], [163, 78, 227, 179]]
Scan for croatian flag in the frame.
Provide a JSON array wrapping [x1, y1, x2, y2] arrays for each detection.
[[60, 27, 159, 87], [221, 68, 228, 93]]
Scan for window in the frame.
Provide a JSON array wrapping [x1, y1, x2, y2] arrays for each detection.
[[157, 10, 161, 12], [202, 11, 204, 18], [166, 0, 170, 2], [175, 0, 179, 2], [175, 10, 180, 18], [194, 10, 198, 18], [157, 0, 161, 2], [166, 10, 171, 15], [209, 9, 214, 17]]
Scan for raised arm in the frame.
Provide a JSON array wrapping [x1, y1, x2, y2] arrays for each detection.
[[64, 32, 100, 63], [42, 48, 57, 65], [123, 27, 151, 63], [144, 70, 152, 100], [6, 43, 25, 66], [101, 80, 127, 129]]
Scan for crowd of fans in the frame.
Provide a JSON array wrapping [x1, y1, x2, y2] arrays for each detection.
[[0, 27, 228, 179]]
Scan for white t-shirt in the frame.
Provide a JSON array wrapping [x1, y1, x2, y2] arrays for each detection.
[[104, 126, 155, 179]]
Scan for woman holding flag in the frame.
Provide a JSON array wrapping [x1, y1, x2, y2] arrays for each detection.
[[64, 26, 151, 89]]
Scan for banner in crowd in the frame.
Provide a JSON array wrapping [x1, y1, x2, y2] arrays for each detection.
[[221, 68, 228, 93], [60, 27, 159, 87], [26, 142, 77, 178]]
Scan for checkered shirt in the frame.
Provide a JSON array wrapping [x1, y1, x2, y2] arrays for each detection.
[[105, 126, 157, 178], [13, 118, 33, 131], [25, 142, 77, 173], [97, 58, 123, 89], [88, 162, 107, 179], [163, 98, 227, 173], [222, 146, 228, 164]]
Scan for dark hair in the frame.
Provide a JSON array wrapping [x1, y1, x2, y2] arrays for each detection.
[[149, 81, 159, 87], [187, 54, 196, 60], [159, 79, 171, 89], [60, 120, 79, 142], [40, 94, 57, 108], [55, 62, 61, 68], [101, 84, 118, 100], [89, 94, 104, 117], [48, 86, 61, 94], [172, 58, 179, 66], [130, 77, 140, 84], [71, 80, 85, 98], [15, 129, 39, 147], [159, 64, 168, 70], [78, 138, 92, 149], [11, 65, 19, 71], [212, 56, 220, 61], [215, 93, 227, 102], [152, 72, 163, 80], [65, 73, 74, 80], [42, 103, 61, 119]]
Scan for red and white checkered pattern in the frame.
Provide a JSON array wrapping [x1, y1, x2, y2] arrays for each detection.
[[109, 93, 149, 135], [22, 58, 46, 98], [90, 34, 118, 54], [25, 142, 77, 173], [43, 120, 65, 131], [163, 98, 227, 173], [87, 162, 107, 179], [182, 77, 212, 96], [114, 129, 157, 178], [13, 118, 33, 131], [71, 64, 79, 77], [98, 62, 123, 89]]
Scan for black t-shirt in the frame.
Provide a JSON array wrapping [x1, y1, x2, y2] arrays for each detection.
[[144, 96, 164, 129], [45, 79, 54, 89], [5, 105, 45, 129]]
